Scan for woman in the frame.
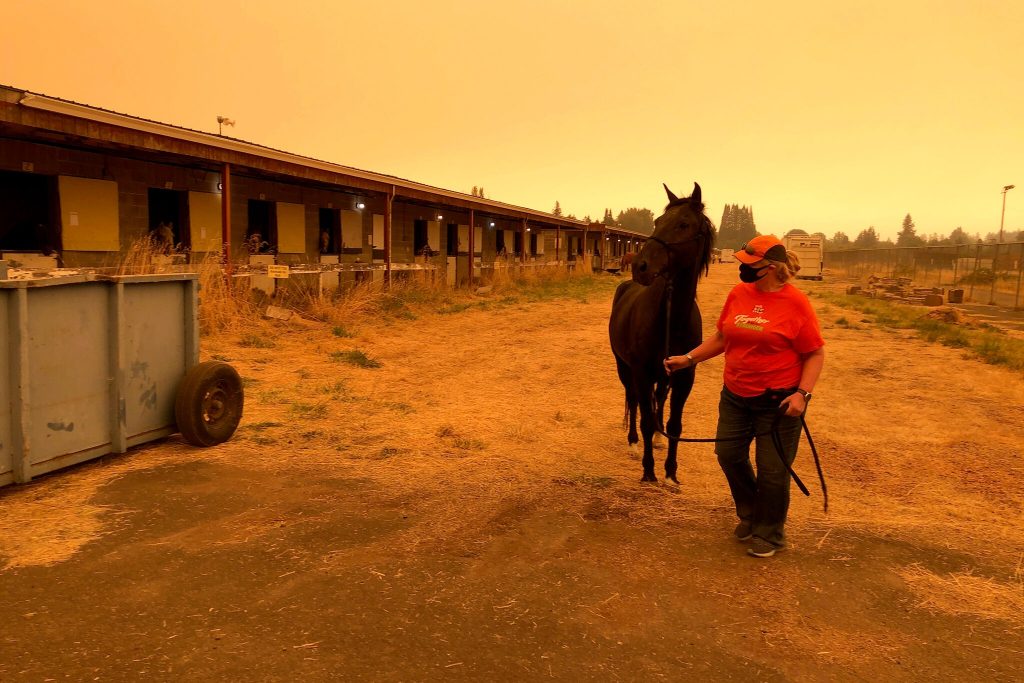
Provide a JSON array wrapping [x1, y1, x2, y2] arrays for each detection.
[[664, 235, 825, 558]]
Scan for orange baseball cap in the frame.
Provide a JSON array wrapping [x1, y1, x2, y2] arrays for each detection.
[[735, 235, 787, 264]]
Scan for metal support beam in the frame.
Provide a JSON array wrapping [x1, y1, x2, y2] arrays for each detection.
[[468, 209, 475, 288], [221, 162, 232, 280], [385, 186, 394, 287], [522, 219, 528, 265]]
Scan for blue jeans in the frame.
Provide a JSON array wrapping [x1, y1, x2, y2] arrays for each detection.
[[715, 386, 803, 547]]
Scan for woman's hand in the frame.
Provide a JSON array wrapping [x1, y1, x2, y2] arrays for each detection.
[[663, 355, 691, 374], [779, 392, 806, 417]]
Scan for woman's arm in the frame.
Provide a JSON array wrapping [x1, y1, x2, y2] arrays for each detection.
[[780, 346, 825, 416], [663, 330, 726, 374]]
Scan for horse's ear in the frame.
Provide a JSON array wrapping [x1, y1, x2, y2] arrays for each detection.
[[690, 182, 702, 206], [663, 183, 678, 203]]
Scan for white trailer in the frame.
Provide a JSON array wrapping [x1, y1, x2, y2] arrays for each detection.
[[783, 235, 824, 280], [719, 248, 735, 263]]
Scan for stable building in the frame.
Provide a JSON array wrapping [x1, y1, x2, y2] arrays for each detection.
[[0, 85, 647, 287]]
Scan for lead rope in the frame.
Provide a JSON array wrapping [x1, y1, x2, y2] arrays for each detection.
[[656, 283, 829, 513]]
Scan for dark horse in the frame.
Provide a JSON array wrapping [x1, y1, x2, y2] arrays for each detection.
[[608, 183, 714, 483]]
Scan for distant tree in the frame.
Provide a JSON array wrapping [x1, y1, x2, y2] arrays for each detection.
[[785, 229, 809, 237], [602, 208, 616, 226], [897, 213, 924, 247], [854, 226, 880, 248], [566, 213, 577, 220], [583, 214, 592, 223], [616, 207, 655, 235], [719, 205, 735, 246], [471, 185, 478, 197], [552, 201, 562, 217], [479, 187, 485, 198], [717, 204, 757, 250], [829, 231, 851, 250], [717, 204, 756, 249]]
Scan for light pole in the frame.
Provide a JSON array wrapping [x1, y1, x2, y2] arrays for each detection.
[[999, 184, 1015, 243]]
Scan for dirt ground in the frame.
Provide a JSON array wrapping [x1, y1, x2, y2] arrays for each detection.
[[1, 265, 1022, 682]]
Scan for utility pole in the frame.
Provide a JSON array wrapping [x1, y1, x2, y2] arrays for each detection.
[[999, 184, 1015, 243]]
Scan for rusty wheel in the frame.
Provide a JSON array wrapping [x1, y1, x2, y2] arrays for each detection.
[[174, 361, 244, 447]]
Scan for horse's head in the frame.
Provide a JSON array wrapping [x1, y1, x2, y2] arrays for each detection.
[[632, 182, 714, 286]]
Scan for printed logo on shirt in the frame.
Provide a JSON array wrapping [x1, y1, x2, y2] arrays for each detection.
[[753, 304, 765, 315], [734, 313, 768, 331]]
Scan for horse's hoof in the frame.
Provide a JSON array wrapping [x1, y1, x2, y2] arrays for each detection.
[[629, 443, 638, 455], [641, 474, 658, 483], [665, 475, 679, 486]]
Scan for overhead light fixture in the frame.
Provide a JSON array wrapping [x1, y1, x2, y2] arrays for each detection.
[[489, 222, 495, 227], [526, 228, 531, 232], [356, 202, 365, 210], [437, 215, 443, 221]]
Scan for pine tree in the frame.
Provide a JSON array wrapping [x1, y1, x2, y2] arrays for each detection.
[[719, 205, 735, 248], [471, 185, 478, 197], [553, 201, 563, 217], [603, 209, 615, 226], [736, 205, 757, 247], [896, 214, 922, 247]]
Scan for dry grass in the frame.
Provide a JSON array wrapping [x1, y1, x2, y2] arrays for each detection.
[[898, 563, 1024, 626]]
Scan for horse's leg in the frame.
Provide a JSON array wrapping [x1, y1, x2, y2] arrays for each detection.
[[652, 381, 669, 450], [637, 379, 657, 482], [615, 357, 639, 448], [664, 369, 695, 484]]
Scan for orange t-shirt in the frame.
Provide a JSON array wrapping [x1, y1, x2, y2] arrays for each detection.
[[716, 282, 824, 397]]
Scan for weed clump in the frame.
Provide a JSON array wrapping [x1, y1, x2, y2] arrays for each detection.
[[331, 349, 381, 368]]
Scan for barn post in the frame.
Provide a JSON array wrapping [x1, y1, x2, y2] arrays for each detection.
[[583, 226, 588, 270], [468, 208, 474, 288], [521, 218, 528, 266], [221, 162, 232, 283], [555, 225, 561, 270], [385, 186, 394, 288]]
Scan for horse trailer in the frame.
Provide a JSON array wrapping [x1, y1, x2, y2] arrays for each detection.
[[783, 235, 824, 280]]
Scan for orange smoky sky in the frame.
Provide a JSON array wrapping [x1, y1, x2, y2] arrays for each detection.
[[2, 0, 1021, 241]]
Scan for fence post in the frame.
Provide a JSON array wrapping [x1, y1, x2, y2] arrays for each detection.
[[1015, 242, 1024, 310], [969, 242, 981, 301], [952, 244, 960, 286], [989, 242, 1000, 305]]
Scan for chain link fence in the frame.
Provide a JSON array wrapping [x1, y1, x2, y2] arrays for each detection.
[[826, 242, 1024, 309]]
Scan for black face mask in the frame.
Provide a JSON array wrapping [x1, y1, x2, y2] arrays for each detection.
[[739, 263, 768, 283]]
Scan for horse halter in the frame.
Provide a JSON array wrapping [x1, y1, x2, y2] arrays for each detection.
[[644, 229, 708, 277]]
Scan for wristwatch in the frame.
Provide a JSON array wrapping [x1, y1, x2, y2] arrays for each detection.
[[796, 388, 812, 401]]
